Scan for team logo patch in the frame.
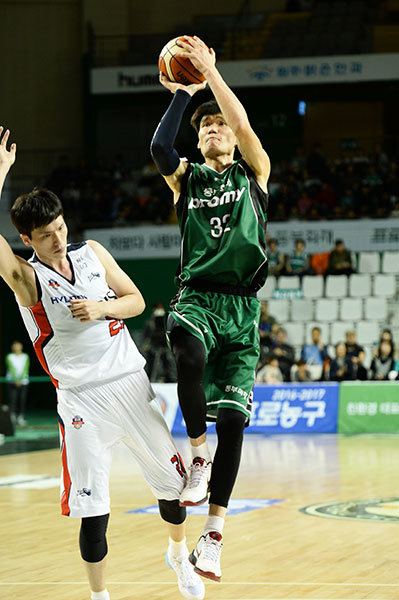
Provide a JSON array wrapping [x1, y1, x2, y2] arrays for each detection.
[[72, 415, 85, 429], [77, 488, 92, 496], [48, 279, 60, 288], [300, 497, 399, 522], [88, 272, 100, 281]]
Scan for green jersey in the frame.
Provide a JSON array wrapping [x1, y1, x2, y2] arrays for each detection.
[[175, 159, 268, 291]]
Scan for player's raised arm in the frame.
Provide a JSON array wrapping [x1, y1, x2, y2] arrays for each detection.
[[150, 74, 206, 201], [0, 127, 37, 307], [176, 36, 271, 192]]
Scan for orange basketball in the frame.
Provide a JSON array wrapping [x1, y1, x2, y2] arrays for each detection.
[[158, 36, 207, 85]]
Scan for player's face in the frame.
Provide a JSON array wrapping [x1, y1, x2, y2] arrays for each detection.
[[197, 113, 237, 159], [22, 215, 68, 261]]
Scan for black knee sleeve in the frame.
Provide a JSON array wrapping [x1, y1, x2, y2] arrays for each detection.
[[209, 409, 246, 508], [158, 499, 186, 525], [79, 514, 109, 563]]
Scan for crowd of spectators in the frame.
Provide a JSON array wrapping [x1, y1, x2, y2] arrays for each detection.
[[256, 301, 398, 384], [43, 141, 399, 232]]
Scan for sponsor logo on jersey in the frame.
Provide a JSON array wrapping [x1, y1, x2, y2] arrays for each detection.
[[88, 272, 101, 281], [300, 497, 399, 522], [50, 294, 88, 305], [188, 186, 245, 210], [72, 415, 85, 429], [77, 488, 92, 496], [48, 279, 60, 288]]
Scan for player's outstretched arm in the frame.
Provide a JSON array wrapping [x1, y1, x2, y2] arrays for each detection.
[[150, 74, 206, 200], [69, 240, 145, 322], [0, 127, 37, 307], [176, 36, 270, 191]]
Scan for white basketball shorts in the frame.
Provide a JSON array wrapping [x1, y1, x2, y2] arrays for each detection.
[[57, 369, 186, 518]]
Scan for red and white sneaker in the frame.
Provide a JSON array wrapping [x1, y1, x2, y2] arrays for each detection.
[[189, 531, 223, 582], [179, 457, 211, 507]]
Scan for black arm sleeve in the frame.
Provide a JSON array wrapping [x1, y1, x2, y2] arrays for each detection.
[[150, 89, 191, 176]]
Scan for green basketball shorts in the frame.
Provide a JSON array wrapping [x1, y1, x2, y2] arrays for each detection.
[[167, 286, 261, 422]]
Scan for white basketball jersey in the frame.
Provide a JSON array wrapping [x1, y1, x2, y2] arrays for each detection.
[[18, 242, 145, 389]]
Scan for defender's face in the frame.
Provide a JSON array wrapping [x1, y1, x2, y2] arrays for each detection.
[[197, 113, 237, 159], [22, 215, 68, 261]]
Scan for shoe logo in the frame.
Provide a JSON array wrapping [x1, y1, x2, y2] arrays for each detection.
[[77, 488, 91, 496], [72, 415, 85, 429]]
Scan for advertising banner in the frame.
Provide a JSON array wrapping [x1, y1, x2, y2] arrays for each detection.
[[338, 382, 399, 433], [152, 382, 339, 435]]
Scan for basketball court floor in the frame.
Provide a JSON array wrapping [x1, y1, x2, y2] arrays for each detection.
[[0, 431, 398, 599]]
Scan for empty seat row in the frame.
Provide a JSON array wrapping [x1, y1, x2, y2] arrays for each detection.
[[268, 297, 388, 324], [358, 251, 399, 274], [259, 274, 397, 300]]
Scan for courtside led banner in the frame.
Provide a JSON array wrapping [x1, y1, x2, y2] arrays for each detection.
[[91, 53, 399, 94], [338, 382, 399, 433]]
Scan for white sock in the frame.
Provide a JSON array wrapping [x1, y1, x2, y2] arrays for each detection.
[[204, 515, 224, 536], [91, 590, 110, 600], [191, 442, 211, 463], [168, 536, 187, 557]]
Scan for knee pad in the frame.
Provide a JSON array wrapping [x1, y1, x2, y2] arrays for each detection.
[[79, 513, 109, 563], [216, 409, 246, 444], [158, 499, 186, 525]]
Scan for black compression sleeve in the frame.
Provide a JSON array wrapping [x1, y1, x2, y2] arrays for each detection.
[[150, 89, 191, 176]]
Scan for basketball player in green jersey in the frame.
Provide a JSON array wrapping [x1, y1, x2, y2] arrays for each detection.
[[151, 35, 270, 582]]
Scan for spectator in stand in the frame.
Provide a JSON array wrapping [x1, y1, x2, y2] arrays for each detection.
[[291, 359, 312, 383], [301, 326, 329, 380], [267, 327, 295, 382], [285, 239, 310, 278], [326, 239, 354, 276], [267, 238, 285, 277], [307, 143, 328, 181], [141, 302, 175, 383], [5, 340, 30, 425], [46, 155, 75, 198], [259, 300, 278, 361], [256, 357, 283, 384], [329, 342, 354, 382], [345, 329, 367, 380], [370, 341, 395, 380], [389, 199, 399, 218]]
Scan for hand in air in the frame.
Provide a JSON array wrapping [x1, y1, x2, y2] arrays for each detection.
[[175, 36, 216, 77], [69, 298, 105, 322], [159, 72, 207, 96], [0, 127, 16, 171]]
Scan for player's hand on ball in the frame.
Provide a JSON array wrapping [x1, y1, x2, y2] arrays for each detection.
[[176, 36, 216, 77], [159, 72, 207, 96], [69, 298, 105, 322]]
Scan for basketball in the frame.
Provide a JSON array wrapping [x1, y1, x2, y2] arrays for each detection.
[[158, 36, 207, 85]]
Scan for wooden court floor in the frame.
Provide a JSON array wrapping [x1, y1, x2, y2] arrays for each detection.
[[1, 433, 399, 600]]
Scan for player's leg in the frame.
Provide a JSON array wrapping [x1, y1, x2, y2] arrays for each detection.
[[119, 370, 204, 600], [169, 324, 212, 506], [18, 384, 28, 425], [80, 514, 110, 600]]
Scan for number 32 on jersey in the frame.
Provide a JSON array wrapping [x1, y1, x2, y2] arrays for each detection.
[[210, 214, 231, 238]]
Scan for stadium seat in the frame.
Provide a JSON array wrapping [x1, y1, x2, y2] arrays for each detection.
[[285, 322, 305, 345], [373, 274, 396, 297], [325, 275, 348, 298], [277, 275, 301, 289], [358, 252, 380, 274], [302, 275, 324, 299], [349, 274, 372, 297], [306, 322, 330, 344], [364, 297, 388, 322], [340, 298, 363, 321], [268, 299, 289, 322], [330, 321, 355, 345], [291, 299, 314, 322], [315, 298, 338, 322], [382, 251, 399, 274], [258, 275, 276, 300], [356, 320, 380, 346]]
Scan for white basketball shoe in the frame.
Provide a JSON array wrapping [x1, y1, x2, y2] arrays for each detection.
[[166, 546, 205, 600], [189, 531, 223, 582], [179, 457, 212, 507]]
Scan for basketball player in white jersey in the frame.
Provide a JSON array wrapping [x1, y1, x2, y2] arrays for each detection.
[[0, 127, 205, 600]]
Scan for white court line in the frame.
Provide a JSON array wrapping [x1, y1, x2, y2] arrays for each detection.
[[0, 581, 398, 587]]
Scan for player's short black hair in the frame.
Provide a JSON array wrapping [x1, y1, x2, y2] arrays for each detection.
[[10, 188, 64, 237], [190, 100, 222, 132]]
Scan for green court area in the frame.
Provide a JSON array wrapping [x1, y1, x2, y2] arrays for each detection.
[[0, 409, 59, 456]]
